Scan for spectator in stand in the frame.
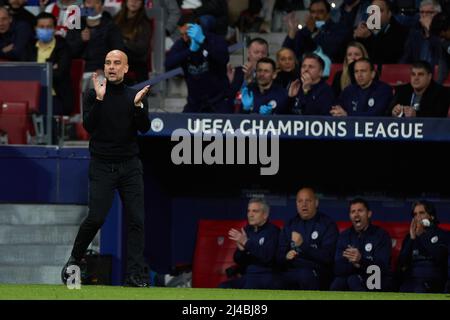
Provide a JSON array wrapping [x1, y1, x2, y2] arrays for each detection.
[[165, 14, 231, 113], [114, 0, 152, 85], [330, 198, 392, 291], [338, 0, 371, 29], [287, 53, 335, 115], [227, 37, 269, 107], [276, 187, 339, 290], [66, 0, 124, 92], [274, 47, 299, 89], [430, 12, 450, 83], [27, 12, 74, 115], [40, 0, 83, 38], [400, 0, 442, 68], [390, 61, 450, 117], [6, 0, 36, 29], [283, 0, 352, 62], [218, 198, 280, 289], [331, 41, 369, 97], [396, 200, 448, 293], [354, 0, 408, 64], [331, 58, 393, 116], [0, 6, 32, 61], [179, 0, 228, 36], [240, 57, 289, 115], [159, 0, 181, 49]]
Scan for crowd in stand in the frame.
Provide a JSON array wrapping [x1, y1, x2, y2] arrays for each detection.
[[219, 192, 449, 293], [1, 0, 450, 117]]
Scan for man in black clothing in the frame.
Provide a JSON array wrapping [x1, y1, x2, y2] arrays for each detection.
[[61, 50, 151, 287], [390, 61, 449, 117]]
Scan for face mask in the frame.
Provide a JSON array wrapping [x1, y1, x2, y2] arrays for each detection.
[[315, 20, 326, 29], [36, 28, 54, 43]]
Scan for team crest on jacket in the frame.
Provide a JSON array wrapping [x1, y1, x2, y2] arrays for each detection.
[[311, 231, 319, 240], [259, 237, 265, 245], [368, 98, 375, 107], [217, 236, 224, 245], [268, 100, 277, 109], [431, 236, 438, 244], [365, 243, 373, 252]]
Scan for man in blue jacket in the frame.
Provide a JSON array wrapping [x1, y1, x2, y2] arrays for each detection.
[[219, 198, 280, 289], [330, 58, 393, 116], [288, 53, 335, 115], [277, 187, 339, 290], [240, 57, 289, 115], [396, 200, 448, 293], [331, 198, 392, 291], [283, 0, 351, 62], [165, 15, 231, 113]]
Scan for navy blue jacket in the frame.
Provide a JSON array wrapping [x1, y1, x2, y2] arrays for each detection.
[[397, 226, 448, 281], [234, 221, 280, 274], [165, 32, 230, 112], [338, 80, 393, 116], [334, 224, 391, 277], [400, 27, 442, 67], [290, 79, 335, 115], [0, 20, 32, 61], [277, 212, 339, 274], [283, 19, 351, 62], [242, 82, 289, 114]]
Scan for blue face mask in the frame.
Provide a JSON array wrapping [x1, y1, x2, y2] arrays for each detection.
[[315, 20, 326, 29], [36, 28, 54, 43]]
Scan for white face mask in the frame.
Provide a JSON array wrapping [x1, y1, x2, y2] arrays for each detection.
[[87, 13, 102, 21], [315, 20, 326, 29]]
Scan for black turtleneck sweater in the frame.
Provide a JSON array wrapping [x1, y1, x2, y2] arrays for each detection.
[[83, 82, 150, 161]]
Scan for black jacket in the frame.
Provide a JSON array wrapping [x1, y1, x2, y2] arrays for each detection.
[[27, 36, 74, 115], [389, 81, 450, 117], [356, 17, 408, 64]]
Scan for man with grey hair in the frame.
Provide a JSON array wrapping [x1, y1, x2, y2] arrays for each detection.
[[219, 198, 280, 289], [400, 0, 442, 67]]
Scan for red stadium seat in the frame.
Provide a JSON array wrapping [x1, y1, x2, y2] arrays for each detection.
[[70, 59, 85, 116], [327, 64, 343, 85], [0, 81, 41, 113], [192, 219, 284, 288], [0, 102, 30, 144], [379, 64, 411, 86], [372, 221, 409, 270]]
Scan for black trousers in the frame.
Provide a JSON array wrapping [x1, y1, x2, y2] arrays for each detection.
[[71, 156, 146, 277]]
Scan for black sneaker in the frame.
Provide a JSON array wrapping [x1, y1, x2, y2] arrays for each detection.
[[124, 274, 150, 288], [61, 256, 83, 285]]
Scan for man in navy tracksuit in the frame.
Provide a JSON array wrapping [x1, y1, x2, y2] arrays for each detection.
[[219, 198, 280, 289], [288, 53, 335, 115], [330, 58, 393, 117], [331, 198, 391, 291], [240, 57, 289, 115], [277, 188, 339, 290], [396, 200, 448, 293], [165, 17, 231, 113]]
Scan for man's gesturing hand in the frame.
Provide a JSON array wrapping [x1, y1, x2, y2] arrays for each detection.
[[134, 85, 150, 107], [93, 72, 106, 101]]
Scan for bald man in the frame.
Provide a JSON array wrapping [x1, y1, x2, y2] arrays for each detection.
[[62, 50, 152, 287], [276, 188, 339, 290]]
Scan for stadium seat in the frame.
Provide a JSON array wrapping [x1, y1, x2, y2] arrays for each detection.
[[192, 219, 284, 288], [0, 102, 30, 144], [70, 59, 85, 117], [336, 221, 352, 232], [327, 64, 343, 86], [373, 221, 409, 271], [379, 64, 411, 86], [0, 81, 41, 113]]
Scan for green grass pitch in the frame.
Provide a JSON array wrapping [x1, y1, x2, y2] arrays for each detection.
[[0, 285, 449, 300]]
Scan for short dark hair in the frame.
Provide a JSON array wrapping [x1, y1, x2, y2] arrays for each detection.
[[36, 12, 57, 27], [177, 13, 200, 26], [430, 12, 450, 36], [247, 37, 269, 50], [302, 53, 325, 71], [411, 200, 439, 224], [372, 0, 393, 12], [256, 57, 276, 71], [349, 198, 371, 211], [310, 0, 331, 13], [411, 60, 433, 74], [354, 57, 375, 71]]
